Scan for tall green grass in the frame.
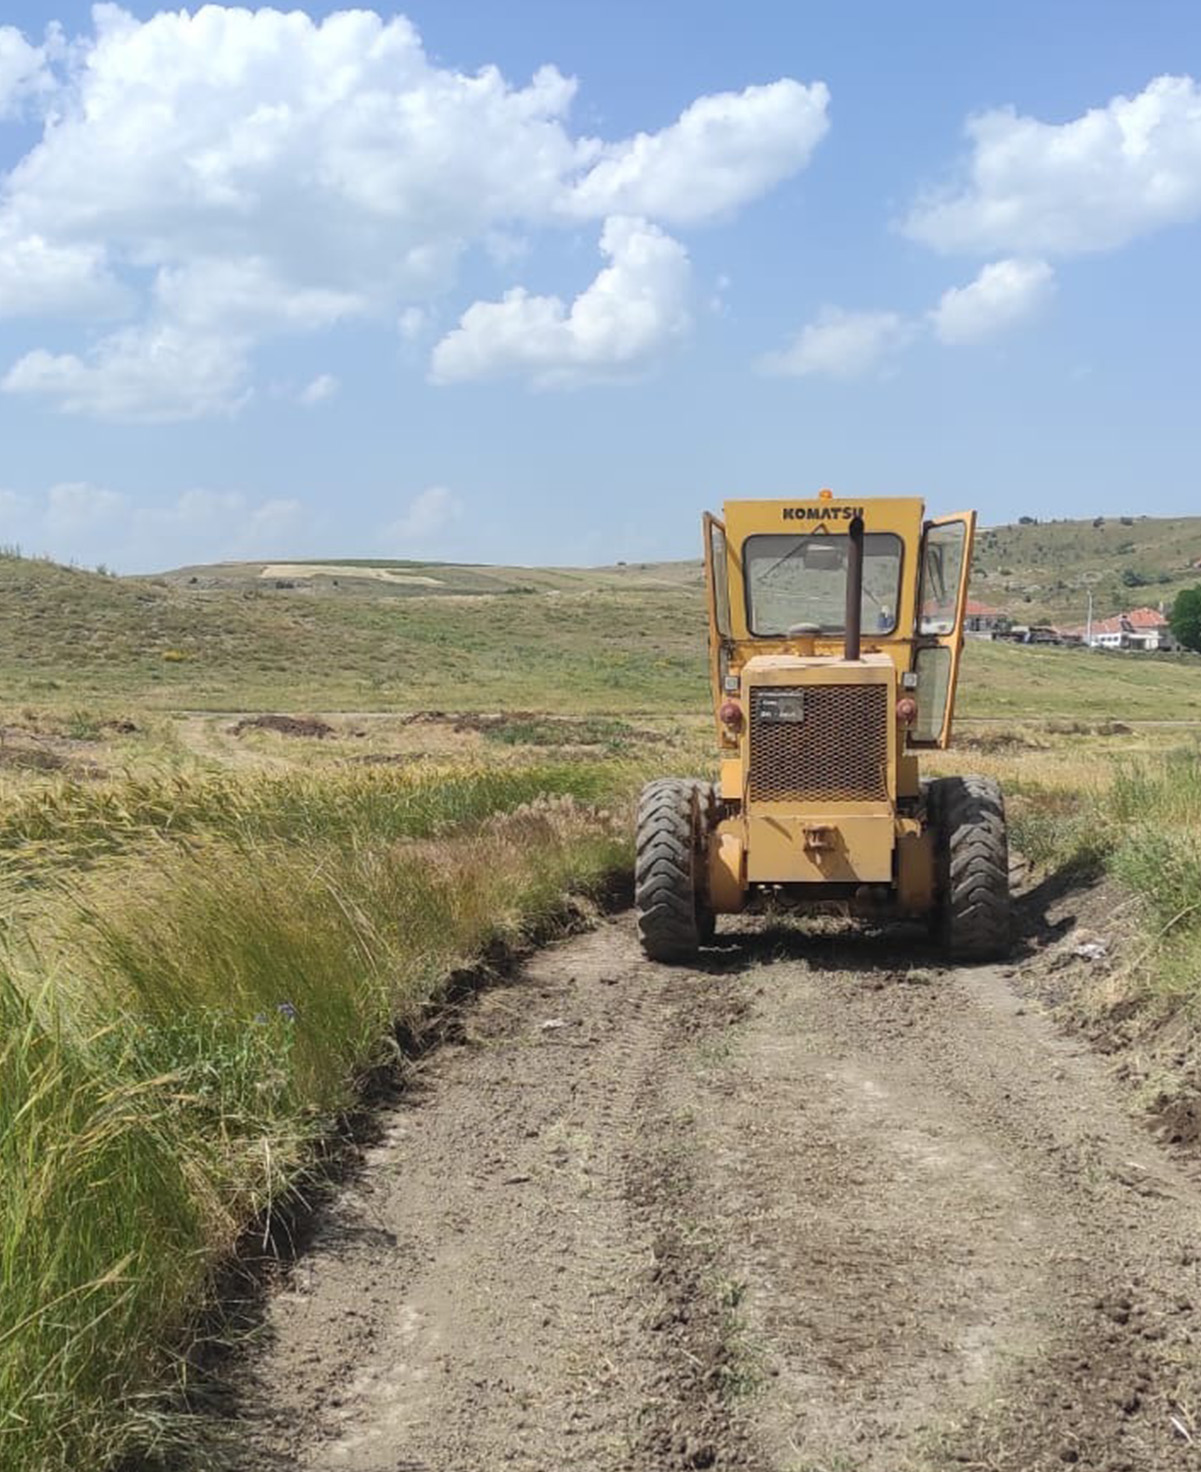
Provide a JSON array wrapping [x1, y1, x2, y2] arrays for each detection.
[[1106, 748, 1201, 992], [0, 980, 207, 1469], [0, 766, 632, 1472], [0, 761, 623, 875], [1015, 742, 1201, 1013]]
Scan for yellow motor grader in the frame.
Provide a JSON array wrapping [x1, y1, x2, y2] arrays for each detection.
[[635, 492, 1010, 961]]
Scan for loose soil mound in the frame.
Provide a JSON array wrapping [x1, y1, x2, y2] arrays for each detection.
[[400, 709, 663, 748], [230, 715, 334, 739], [0, 740, 106, 778]]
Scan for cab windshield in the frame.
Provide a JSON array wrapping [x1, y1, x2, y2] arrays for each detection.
[[744, 532, 904, 636]]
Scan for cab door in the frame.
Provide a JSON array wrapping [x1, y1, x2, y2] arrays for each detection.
[[909, 512, 976, 748], [703, 512, 733, 730]]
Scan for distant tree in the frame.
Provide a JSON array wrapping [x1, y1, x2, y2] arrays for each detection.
[[1018, 515, 1038, 525], [1093, 516, 1105, 528], [1171, 586, 1201, 653], [1121, 567, 1150, 588]]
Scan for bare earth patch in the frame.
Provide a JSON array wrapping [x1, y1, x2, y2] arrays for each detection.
[[259, 564, 445, 586], [230, 715, 335, 739], [226, 916, 1201, 1472]]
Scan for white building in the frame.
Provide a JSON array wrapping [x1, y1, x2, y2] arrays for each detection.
[[1085, 607, 1176, 651]]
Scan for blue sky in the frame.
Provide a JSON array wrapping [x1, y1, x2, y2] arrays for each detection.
[[0, 1, 1199, 571]]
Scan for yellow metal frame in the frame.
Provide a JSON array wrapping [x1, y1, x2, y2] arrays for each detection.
[[702, 493, 975, 755], [909, 510, 977, 749], [700, 491, 977, 909], [702, 511, 730, 737]]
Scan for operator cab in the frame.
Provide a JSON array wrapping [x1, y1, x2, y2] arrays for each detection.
[[705, 492, 974, 752]]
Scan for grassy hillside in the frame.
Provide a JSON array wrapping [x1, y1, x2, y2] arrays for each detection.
[[973, 514, 1201, 626], [4, 542, 1201, 719], [0, 552, 703, 711]]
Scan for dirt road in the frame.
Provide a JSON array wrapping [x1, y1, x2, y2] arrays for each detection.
[[234, 914, 1201, 1472]]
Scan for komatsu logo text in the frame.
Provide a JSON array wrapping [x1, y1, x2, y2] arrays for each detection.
[[782, 505, 865, 522]]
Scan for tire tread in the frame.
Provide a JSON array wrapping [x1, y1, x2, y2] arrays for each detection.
[[634, 778, 716, 962], [930, 774, 1011, 961]]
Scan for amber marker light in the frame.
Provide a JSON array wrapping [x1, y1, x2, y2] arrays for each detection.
[[896, 697, 918, 725], [719, 699, 744, 733]]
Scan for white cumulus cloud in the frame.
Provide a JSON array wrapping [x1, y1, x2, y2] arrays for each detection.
[[385, 486, 463, 551], [430, 216, 691, 386], [0, 227, 128, 319], [0, 7, 829, 419], [564, 80, 830, 225], [0, 25, 52, 118], [904, 74, 1201, 256], [3, 324, 251, 422], [761, 307, 912, 380], [931, 258, 1055, 344], [298, 373, 339, 407]]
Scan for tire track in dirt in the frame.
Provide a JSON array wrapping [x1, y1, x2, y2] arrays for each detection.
[[235, 924, 751, 1471], [230, 916, 1201, 1472], [689, 928, 1201, 1471]]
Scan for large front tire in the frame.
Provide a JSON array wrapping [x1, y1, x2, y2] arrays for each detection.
[[930, 775, 1011, 961], [635, 778, 714, 962]]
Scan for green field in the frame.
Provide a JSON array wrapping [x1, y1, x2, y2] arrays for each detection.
[[958, 639, 1201, 720]]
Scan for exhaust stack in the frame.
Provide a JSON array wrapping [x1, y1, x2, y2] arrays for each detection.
[[844, 515, 864, 662]]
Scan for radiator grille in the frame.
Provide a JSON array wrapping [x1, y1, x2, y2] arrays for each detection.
[[748, 684, 889, 803]]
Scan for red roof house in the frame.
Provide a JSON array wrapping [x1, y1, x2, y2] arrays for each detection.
[[1086, 607, 1176, 650], [1124, 606, 1168, 629]]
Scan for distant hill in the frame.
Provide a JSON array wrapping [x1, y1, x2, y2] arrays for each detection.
[[164, 515, 1201, 628], [0, 549, 707, 712], [161, 557, 705, 598], [972, 515, 1201, 626]]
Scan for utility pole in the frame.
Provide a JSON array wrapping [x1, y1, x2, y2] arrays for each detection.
[[1086, 589, 1093, 647]]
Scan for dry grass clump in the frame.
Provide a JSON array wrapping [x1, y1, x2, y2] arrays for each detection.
[[930, 728, 1201, 1048], [976, 736, 1201, 1029], [0, 762, 633, 1472]]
